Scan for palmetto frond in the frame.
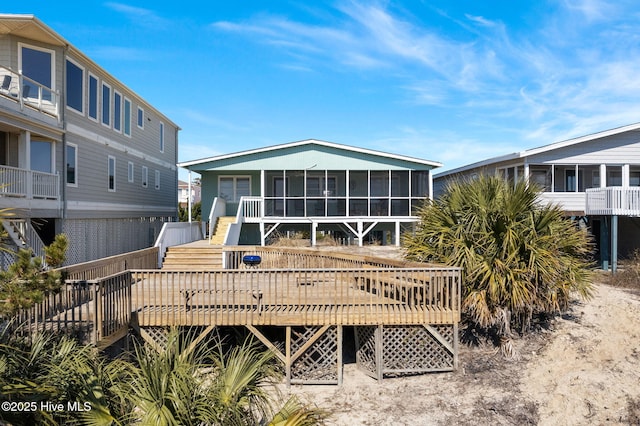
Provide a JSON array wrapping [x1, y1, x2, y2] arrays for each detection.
[[405, 174, 594, 338]]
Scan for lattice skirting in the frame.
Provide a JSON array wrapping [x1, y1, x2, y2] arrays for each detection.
[[290, 326, 341, 385], [355, 324, 458, 380], [61, 217, 170, 265]]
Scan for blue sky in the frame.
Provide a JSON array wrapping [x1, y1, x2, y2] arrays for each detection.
[[7, 1, 640, 178]]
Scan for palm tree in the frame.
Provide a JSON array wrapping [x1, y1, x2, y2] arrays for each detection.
[[404, 174, 594, 354]]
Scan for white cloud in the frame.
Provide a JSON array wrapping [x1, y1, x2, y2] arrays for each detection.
[[105, 2, 171, 29]]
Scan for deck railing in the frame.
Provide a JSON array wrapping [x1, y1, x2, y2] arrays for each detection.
[[53, 247, 158, 281], [14, 271, 132, 347], [131, 267, 461, 327], [585, 187, 640, 215], [0, 64, 60, 119], [222, 245, 429, 269], [0, 164, 60, 200]]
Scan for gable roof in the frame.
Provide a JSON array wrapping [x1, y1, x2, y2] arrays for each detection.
[[436, 122, 640, 178], [178, 139, 442, 170]]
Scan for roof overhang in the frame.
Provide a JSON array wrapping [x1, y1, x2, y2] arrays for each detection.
[[0, 14, 68, 46], [178, 138, 443, 170], [436, 122, 640, 178]]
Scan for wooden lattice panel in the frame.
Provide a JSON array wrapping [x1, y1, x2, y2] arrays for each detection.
[[355, 326, 378, 378], [382, 325, 454, 373], [291, 326, 339, 384], [139, 326, 169, 352]]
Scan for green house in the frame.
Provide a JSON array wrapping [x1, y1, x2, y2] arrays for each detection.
[[178, 139, 442, 246]]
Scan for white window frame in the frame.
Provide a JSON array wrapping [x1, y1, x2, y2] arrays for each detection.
[[142, 166, 148, 188], [137, 106, 145, 129], [88, 73, 99, 122], [128, 161, 134, 183], [18, 42, 56, 96], [113, 90, 122, 133], [123, 97, 132, 137], [65, 57, 84, 115], [159, 121, 165, 153], [66, 143, 78, 187], [108, 155, 116, 192], [218, 176, 251, 202], [102, 82, 112, 128], [155, 170, 160, 190]]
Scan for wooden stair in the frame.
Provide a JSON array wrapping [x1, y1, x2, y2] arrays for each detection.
[[210, 216, 235, 245], [161, 245, 224, 270]]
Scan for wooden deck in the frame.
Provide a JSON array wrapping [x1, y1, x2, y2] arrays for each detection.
[[16, 246, 462, 383], [131, 268, 460, 327]]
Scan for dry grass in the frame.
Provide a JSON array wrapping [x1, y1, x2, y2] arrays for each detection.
[[602, 250, 640, 293]]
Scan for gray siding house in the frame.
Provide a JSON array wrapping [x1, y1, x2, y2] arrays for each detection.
[[434, 123, 640, 269], [0, 14, 179, 265], [179, 139, 441, 246]]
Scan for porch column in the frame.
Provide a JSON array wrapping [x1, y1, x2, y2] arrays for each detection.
[[260, 222, 266, 246], [395, 221, 401, 246], [600, 164, 607, 187], [611, 215, 618, 273], [311, 222, 317, 246], [357, 221, 363, 247], [188, 170, 192, 223]]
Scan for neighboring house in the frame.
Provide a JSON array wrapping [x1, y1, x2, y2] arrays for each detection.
[[434, 122, 640, 268], [178, 139, 442, 246], [0, 14, 179, 266], [178, 179, 201, 207]]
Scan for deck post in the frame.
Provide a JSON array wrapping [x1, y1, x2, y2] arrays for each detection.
[[611, 215, 618, 273], [375, 325, 383, 381], [337, 325, 343, 385], [285, 326, 292, 387]]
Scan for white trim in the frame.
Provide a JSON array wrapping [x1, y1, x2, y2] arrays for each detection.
[[128, 161, 134, 183], [155, 169, 160, 190], [159, 121, 164, 153], [436, 122, 640, 178], [87, 73, 99, 122], [218, 175, 251, 202], [178, 139, 442, 169], [65, 200, 174, 212], [64, 56, 85, 116], [137, 106, 145, 129], [101, 81, 112, 128], [66, 123, 176, 171], [113, 90, 123, 133], [18, 42, 55, 93], [123, 97, 132, 137], [142, 165, 148, 188], [108, 155, 116, 192], [66, 142, 78, 187]]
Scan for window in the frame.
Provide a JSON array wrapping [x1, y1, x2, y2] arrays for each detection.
[[31, 140, 52, 173], [142, 166, 148, 187], [128, 161, 134, 183], [102, 83, 111, 126], [108, 156, 116, 191], [159, 122, 164, 152], [219, 176, 250, 202], [66, 144, 78, 186], [155, 170, 160, 190], [124, 98, 132, 136], [565, 169, 576, 192], [113, 91, 122, 132], [607, 166, 622, 186], [88, 74, 98, 120], [65, 59, 83, 113], [20, 44, 54, 101], [630, 167, 640, 186], [137, 107, 144, 129]]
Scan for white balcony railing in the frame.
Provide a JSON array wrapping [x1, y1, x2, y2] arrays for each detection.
[[0, 64, 60, 120], [0, 164, 60, 200], [241, 196, 264, 221], [586, 187, 640, 216]]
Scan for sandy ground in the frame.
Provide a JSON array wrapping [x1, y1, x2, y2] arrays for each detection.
[[280, 281, 640, 425]]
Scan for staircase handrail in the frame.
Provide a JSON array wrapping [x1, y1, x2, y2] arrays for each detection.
[[2, 219, 47, 264], [208, 197, 226, 243], [154, 222, 203, 268]]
